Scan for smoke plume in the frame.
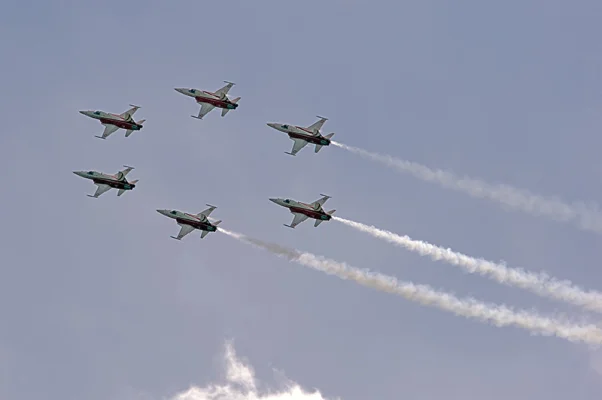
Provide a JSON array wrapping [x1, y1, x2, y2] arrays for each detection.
[[331, 141, 602, 234], [219, 229, 602, 347], [333, 216, 602, 314]]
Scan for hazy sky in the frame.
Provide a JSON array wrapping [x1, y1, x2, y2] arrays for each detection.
[[2, 1, 602, 399]]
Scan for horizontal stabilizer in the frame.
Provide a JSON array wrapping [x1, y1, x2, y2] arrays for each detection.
[[137, 119, 146, 125], [315, 144, 323, 153], [221, 108, 230, 117], [231, 97, 241, 104], [327, 209, 336, 215], [117, 189, 126, 196], [125, 130, 133, 137], [170, 236, 182, 240], [283, 224, 295, 229], [324, 132, 335, 139], [200, 230, 210, 239], [212, 220, 222, 226], [284, 152, 296, 156], [314, 219, 323, 227], [94, 136, 107, 140]]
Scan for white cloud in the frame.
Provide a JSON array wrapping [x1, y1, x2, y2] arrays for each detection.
[[170, 341, 338, 400]]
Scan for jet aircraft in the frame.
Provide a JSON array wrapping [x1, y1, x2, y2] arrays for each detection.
[[79, 104, 145, 139], [174, 81, 241, 120], [157, 205, 221, 240], [73, 165, 138, 198], [267, 116, 335, 156], [269, 194, 335, 228]]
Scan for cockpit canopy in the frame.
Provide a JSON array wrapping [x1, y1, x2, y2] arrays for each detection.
[[88, 171, 94, 175], [94, 111, 101, 116], [170, 210, 177, 215], [281, 124, 289, 129], [189, 89, 196, 94], [284, 199, 291, 203]]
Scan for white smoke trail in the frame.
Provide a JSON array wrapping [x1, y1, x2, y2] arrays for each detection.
[[219, 228, 602, 347], [171, 340, 336, 400], [333, 216, 602, 314], [331, 141, 602, 234]]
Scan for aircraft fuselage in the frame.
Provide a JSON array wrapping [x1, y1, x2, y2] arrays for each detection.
[[287, 131, 331, 146], [268, 123, 331, 146], [81, 111, 143, 130], [99, 117, 142, 131], [74, 171, 135, 190], [158, 210, 218, 232], [194, 95, 238, 110], [271, 198, 331, 221], [288, 205, 332, 221]]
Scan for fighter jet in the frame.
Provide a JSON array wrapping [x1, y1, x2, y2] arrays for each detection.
[[73, 165, 138, 198], [269, 194, 336, 228], [156, 205, 222, 240], [79, 104, 146, 139], [174, 81, 241, 120], [267, 116, 335, 156]]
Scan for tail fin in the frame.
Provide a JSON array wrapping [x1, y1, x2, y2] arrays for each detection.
[[130, 179, 139, 184], [315, 133, 335, 153], [221, 98, 240, 117], [213, 220, 222, 226], [327, 209, 336, 215], [137, 119, 146, 125]]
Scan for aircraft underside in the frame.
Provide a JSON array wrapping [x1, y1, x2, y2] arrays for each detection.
[[195, 97, 231, 108], [289, 207, 329, 220], [99, 118, 139, 130], [175, 219, 215, 231], [288, 132, 329, 145]]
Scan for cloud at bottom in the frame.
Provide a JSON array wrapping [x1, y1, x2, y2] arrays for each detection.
[[170, 341, 337, 400]]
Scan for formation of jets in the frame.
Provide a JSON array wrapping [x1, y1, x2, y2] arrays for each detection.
[[76, 80, 339, 239]]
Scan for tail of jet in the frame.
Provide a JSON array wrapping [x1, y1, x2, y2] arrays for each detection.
[[315, 133, 335, 153], [125, 119, 145, 137], [117, 180, 138, 196], [221, 97, 241, 117], [201, 220, 222, 238], [314, 210, 336, 227]]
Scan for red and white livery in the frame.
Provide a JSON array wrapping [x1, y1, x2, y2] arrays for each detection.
[[174, 81, 241, 120]]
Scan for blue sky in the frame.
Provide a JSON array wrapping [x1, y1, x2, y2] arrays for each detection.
[[2, 1, 602, 399]]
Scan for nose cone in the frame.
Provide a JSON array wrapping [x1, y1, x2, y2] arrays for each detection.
[[79, 110, 93, 117], [73, 171, 88, 178], [266, 123, 279, 130], [269, 198, 279, 204], [174, 88, 190, 96], [156, 209, 171, 217]]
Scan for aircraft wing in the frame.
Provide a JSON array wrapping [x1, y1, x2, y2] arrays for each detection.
[[119, 105, 140, 121], [197, 204, 216, 219], [285, 212, 309, 228], [115, 165, 134, 181], [172, 223, 195, 240], [97, 123, 120, 139], [195, 102, 215, 119], [88, 183, 112, 198], [306, 116, 328, 134], [214, 81, 235, 98], [310, 194, 331, 209], [287, 138, 309, 156]]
